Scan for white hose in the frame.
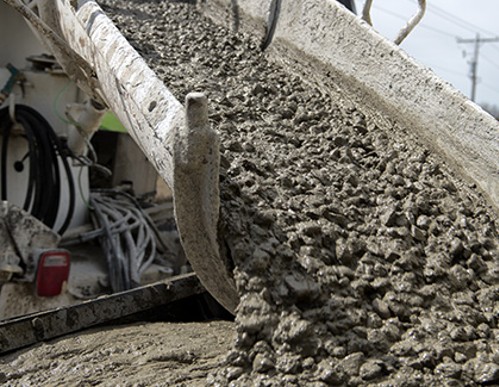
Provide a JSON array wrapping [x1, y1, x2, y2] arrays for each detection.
[[87, 190, 162, 291]]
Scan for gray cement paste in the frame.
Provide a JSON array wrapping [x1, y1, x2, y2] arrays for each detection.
[[93, 1, 499, 385], [2, 1, 496, 386]]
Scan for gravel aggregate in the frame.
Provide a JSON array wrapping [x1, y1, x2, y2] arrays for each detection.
[[100, 1, 498, 385]]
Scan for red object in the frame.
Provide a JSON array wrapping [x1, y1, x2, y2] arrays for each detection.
[[36, 249, 70, 297]]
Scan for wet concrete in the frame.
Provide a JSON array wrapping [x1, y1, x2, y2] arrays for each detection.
[[103, 0, 498, 385], [0, 321, 234, 386], [3, 1, 497, 386]]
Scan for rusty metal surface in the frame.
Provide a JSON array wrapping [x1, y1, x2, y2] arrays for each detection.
[[0, 273, 205, 355]]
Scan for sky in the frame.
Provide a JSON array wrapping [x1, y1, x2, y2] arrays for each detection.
[[352, 0, 499, 107]]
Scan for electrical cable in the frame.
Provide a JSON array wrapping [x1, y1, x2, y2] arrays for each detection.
[[87, 189, 168, 292], [23, 126, 37, 212], [261, 0, 281, 50], [403, 0, 499, 38], [0, 104, 75, 235], [481, 82, 499, 96], [1, 117, 10, 201], [372, 4, 457, 39], [370, 2, 498, 104], [481, 53, 499, 71], [489, 44, 499, 56], [66, 136, 111, 210], [53, 80, 72, 124], [427, 64, 467, 78]]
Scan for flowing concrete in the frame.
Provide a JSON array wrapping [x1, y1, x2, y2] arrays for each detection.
[[200, 0, 499, 213]]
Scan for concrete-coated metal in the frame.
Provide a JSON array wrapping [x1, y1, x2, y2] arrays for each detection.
[[16, 0, 239, 313], [0, 273, 205, 354], [200, 0, 499, 214], [173, 94, 238, 313]]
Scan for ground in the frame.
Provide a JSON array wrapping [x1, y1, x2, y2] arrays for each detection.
[[0, 321, 234, 386]]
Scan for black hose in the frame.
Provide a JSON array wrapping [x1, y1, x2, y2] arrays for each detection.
[[1, 118, 10, 201], [0, 105, 76, 235], [22, 126, 36, 212], [56, 137, 76, 235], [261, 0, 281, 51], [337, 0, 356, 13]]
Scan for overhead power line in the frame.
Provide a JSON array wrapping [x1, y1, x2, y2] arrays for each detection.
[[481, 53, 499, 71], [489, 43, 499, 56], [457, 34, 499, 101], [428, 64, 467, 78], [405, 0, 498, 38], [481, 83, 499, 97], [372, 0, 499, 104], [372, 5, 456, 39]]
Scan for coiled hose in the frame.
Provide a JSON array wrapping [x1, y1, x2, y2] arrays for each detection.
[[0, 104, 75, 235]]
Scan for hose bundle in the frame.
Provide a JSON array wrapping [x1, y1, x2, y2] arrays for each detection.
[[0, 104, 75, 235], [89, 189, 166, 292]]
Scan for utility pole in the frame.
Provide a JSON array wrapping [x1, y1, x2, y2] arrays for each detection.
[[457, 34, 499, 102]]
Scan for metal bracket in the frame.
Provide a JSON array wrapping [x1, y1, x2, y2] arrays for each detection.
[[0, 64, 23, 106], [362, 0, 426, 45], [173, 93, 239, 314]]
